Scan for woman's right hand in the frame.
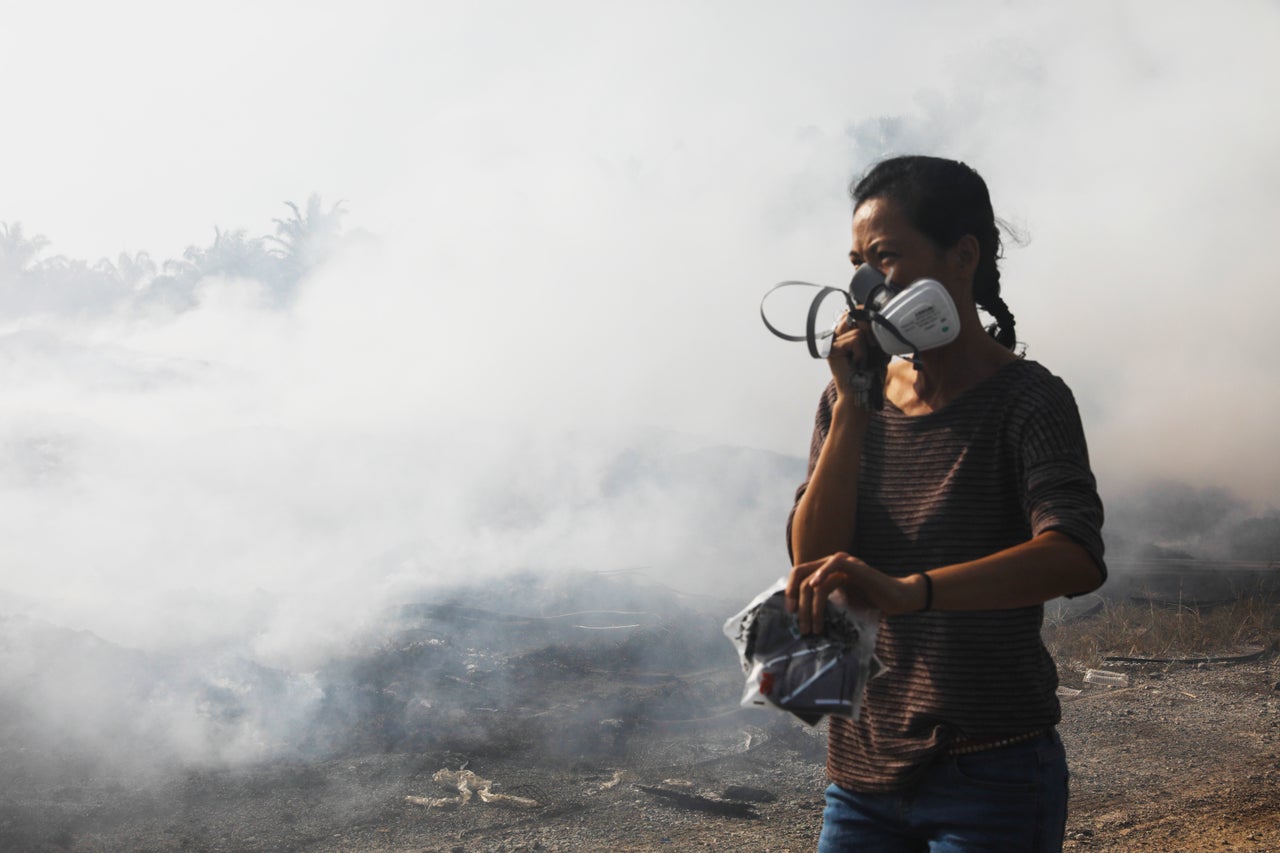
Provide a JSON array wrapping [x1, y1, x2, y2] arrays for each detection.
[[826, 313, 874, 404]]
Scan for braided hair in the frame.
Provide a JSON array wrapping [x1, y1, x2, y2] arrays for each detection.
[[850, 156, 1017, 350]]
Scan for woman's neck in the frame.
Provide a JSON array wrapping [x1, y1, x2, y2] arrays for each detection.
[[887, 329, 1017, 416]]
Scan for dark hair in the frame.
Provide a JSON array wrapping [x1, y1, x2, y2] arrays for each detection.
[[850, 156, 1016, 349]]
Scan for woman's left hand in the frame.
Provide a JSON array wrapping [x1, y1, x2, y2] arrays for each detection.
[[785, 553, 925, 634]]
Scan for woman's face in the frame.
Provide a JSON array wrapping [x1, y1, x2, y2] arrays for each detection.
[[849, 197, 974, 299]]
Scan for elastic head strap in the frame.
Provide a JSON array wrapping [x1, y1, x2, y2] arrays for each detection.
[[804, 285, 846, 359], [759, 281, 855, 359], [758, 281, 815, 343]]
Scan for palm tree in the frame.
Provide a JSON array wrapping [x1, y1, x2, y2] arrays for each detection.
[[0, 221, 50, 279], [142, 228, 276, 311], [177, 227, 276, 282], [266, 195, 347, 287], [97, 251, 157, 290], [33, 253, 130, 316]]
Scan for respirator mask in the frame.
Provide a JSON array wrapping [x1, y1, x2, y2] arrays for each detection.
[[847, 265, 960, 357], [760, 266, 960, 408]]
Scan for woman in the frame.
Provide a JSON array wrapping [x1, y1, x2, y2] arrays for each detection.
[[784, 156, 1105, 852]]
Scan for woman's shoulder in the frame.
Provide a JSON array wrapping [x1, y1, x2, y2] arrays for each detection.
[[1001, 358, 1077, 400], [995, 359, 1090, 438]]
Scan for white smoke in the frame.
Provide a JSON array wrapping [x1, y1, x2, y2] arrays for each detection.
[[1, 0, 1278, 768]]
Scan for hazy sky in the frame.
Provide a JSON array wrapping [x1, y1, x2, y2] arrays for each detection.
[[4, 0, 1276, 502]]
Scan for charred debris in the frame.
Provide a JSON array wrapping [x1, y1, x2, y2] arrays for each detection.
[[309, 570, 745, 764]]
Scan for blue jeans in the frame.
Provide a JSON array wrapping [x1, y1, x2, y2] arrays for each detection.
[[818, 730, 1069, 852]]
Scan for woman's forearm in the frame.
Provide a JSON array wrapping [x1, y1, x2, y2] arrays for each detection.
[[926, 531, 1105, 611], [791, 531, 1105, 629], [790, 400, 868, 565]]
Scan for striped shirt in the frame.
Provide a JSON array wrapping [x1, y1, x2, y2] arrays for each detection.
[[787, 359, 1106, 792]]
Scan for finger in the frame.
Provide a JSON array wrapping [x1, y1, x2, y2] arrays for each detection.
[[809, 580, 825, 635], [786, 559, 820, 599], [805, 559, 841, 634], [831, 330, 870, 366], [811, 555, 867, 628], [828, 331, 865, 364], [797, 563, 826, 634], [785, 560, 822, 614], [810, 573, 838, 635], [813, 558, 880, 613], [795, 575, 811, 633]]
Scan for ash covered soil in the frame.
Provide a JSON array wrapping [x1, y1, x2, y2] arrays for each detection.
[[2, 574, 1278, 852]]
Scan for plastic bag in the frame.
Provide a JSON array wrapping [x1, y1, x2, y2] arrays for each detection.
[[723, 577, 882, 725]]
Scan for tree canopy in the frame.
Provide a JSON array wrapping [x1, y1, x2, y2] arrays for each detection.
[[0, 195, 349, 317]]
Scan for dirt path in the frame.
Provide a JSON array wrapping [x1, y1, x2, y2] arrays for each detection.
[[1060, 660, 1280, 852]]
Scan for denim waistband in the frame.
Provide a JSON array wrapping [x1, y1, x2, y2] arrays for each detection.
[[946, 727, 1050, 755]]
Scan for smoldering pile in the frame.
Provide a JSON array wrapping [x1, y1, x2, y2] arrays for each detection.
[[312, 570, 745, 766]]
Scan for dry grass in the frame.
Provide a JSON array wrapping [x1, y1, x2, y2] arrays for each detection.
[[1043, 591, 1280, 670]]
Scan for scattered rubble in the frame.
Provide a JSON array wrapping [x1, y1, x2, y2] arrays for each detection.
[[406, 769, 540, 809]]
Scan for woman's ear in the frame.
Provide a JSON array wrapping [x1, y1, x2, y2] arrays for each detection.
[[950, 234, 980, 279]]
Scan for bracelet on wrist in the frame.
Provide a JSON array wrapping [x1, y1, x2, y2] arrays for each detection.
[[918, 572, 933, 612]]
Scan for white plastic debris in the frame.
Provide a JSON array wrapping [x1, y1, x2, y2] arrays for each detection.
[[591, 769, 628, 793], [405, 769, 539, 810], [1083, 669, 1130, 687]]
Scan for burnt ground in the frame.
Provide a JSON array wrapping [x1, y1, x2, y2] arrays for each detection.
[[2, 574, 1279, 852]]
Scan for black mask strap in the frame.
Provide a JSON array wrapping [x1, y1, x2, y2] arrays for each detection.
[[760, 278, 920, 363], [866, 311, 917, 355], [759, 281, 855, 359]]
